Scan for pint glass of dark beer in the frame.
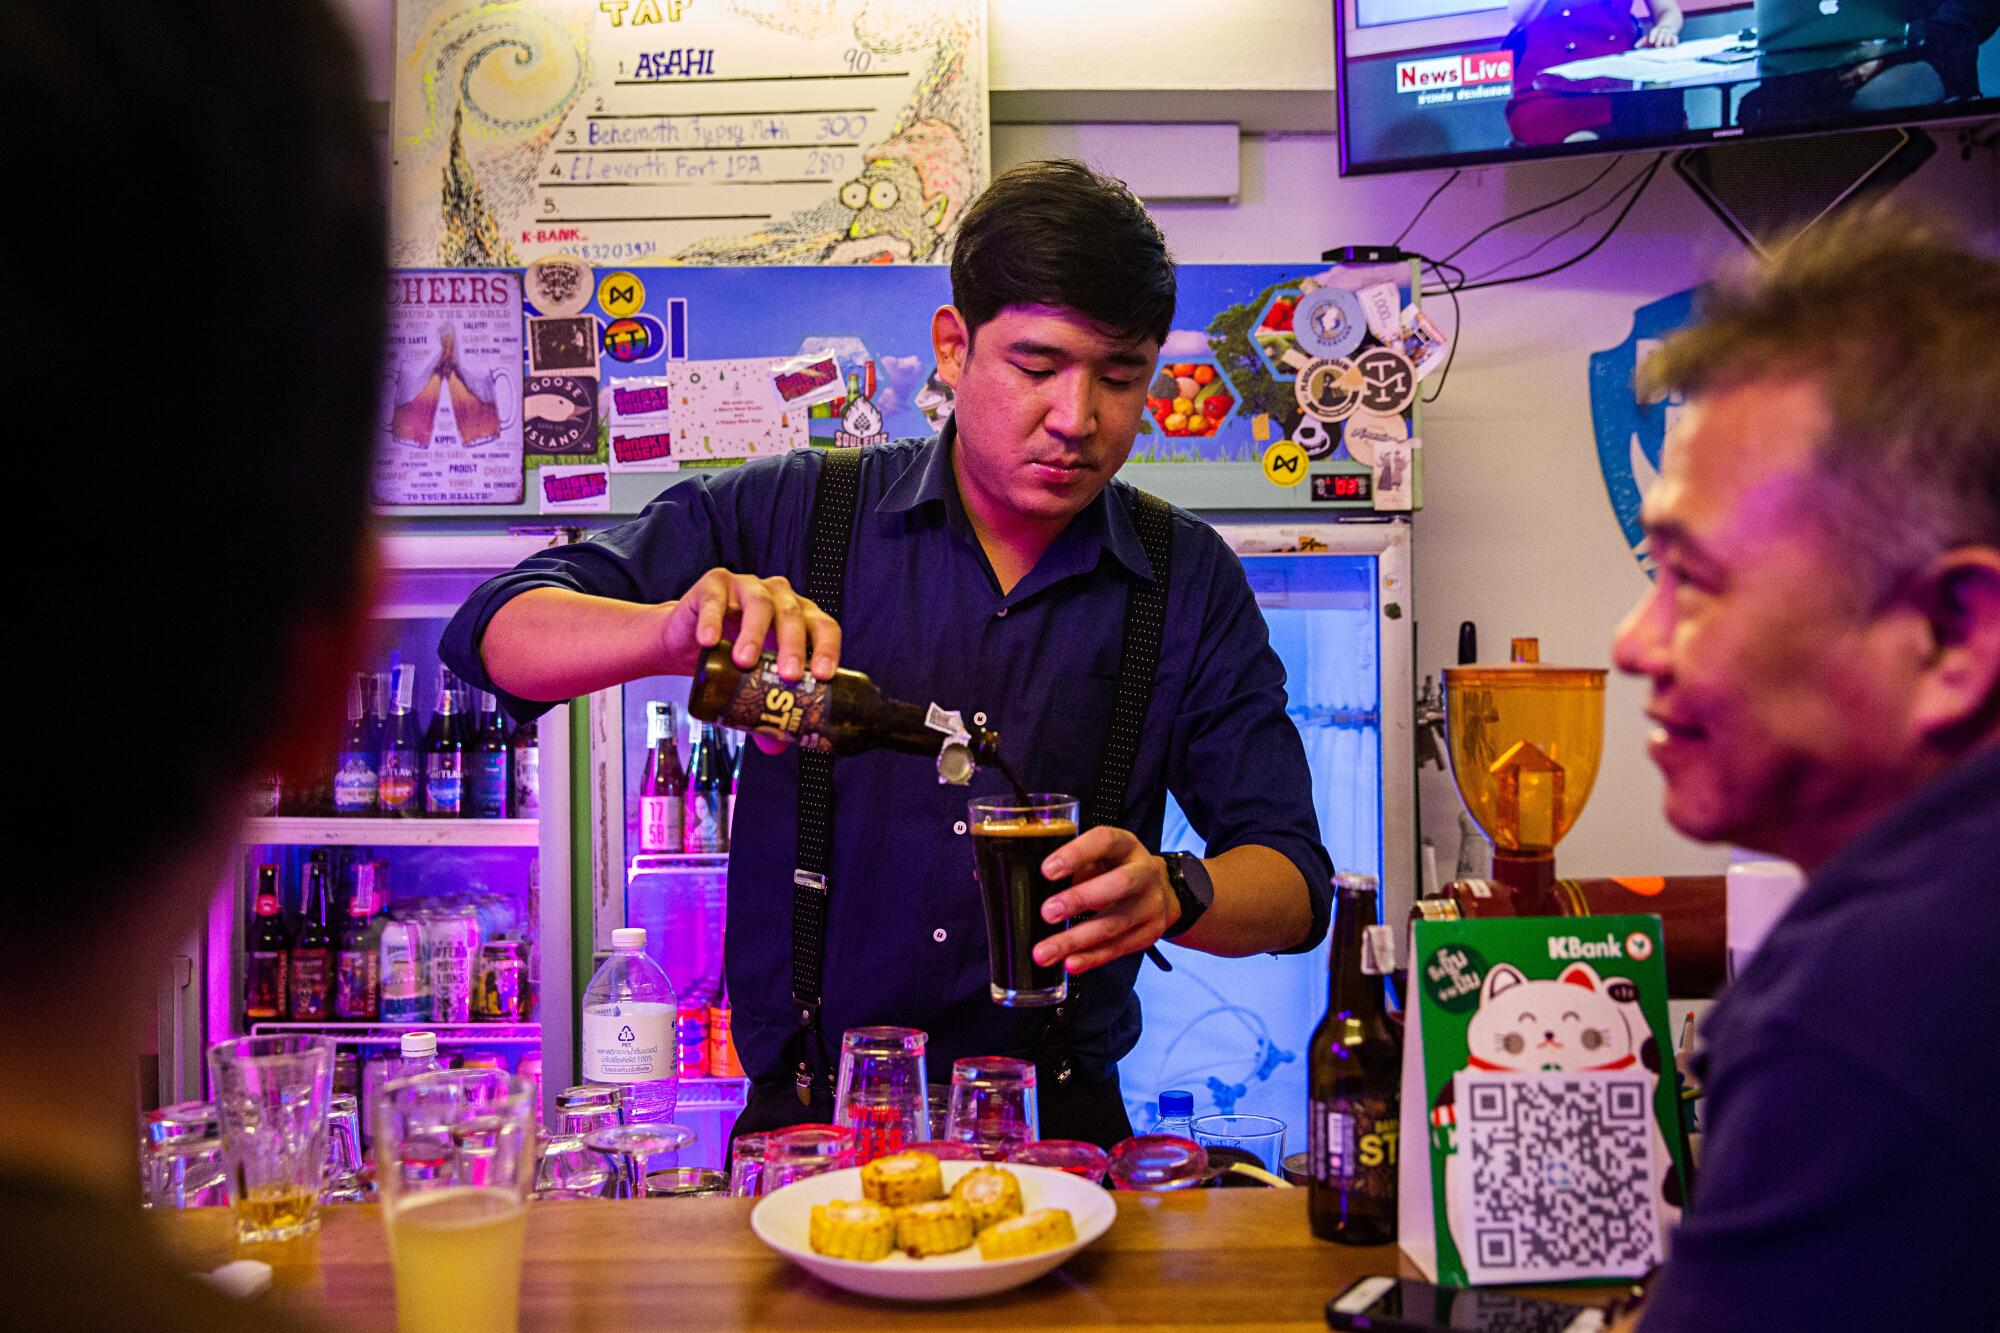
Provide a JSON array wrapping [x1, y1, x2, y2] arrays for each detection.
[[968, 794, 1079, 1007]]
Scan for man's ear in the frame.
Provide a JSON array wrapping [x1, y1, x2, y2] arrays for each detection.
[[257, 532, 382, 783], [1907, 546, 2000, 748], [931, 305, 970, 389]]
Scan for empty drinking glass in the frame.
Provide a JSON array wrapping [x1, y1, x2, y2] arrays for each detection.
[[556, 1084, 623, 1138], [207, 1034, 336, 1242], [644, 1168, 727, 1198], [833, 1026, 930, 1165], [762, 1126, 857, 1191], [533, 1133, 613, 1200], [584, 1123, 696, 1199], [1106, 1135, 1208, 1192], [323, 1095, 367, 1203], [146, 1137, 229, 1210], [1008, 1139, 1110, 1183], [726, 1132, 769, 1198], [1192, 1113, 1286, 1174], [141, 1101, 218, 1207], [945, 1056, 1039, 1160]]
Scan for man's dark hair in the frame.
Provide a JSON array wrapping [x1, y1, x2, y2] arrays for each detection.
[[948, 159, 1177, 346], [23, 1, 384, 929]]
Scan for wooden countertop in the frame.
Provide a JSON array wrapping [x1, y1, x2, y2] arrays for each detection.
[[154, 1192, 1604, 1331]]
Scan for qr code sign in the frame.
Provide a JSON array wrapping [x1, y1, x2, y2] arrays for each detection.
[[1452, 1070, 1662, 1283]]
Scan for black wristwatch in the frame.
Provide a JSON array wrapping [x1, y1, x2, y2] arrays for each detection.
[[1160, 852, 1214, 939]]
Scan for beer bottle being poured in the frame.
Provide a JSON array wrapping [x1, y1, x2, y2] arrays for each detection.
[[687, 642, 1001, 786], [1308, 872, 1402, 1244]]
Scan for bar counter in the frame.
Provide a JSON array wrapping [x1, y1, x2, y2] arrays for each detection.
[[153, 1192, 1598, 1330]]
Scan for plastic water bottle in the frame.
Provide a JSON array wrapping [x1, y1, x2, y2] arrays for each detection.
[[396, 1031, 445, 1078], [582, 928, 678, 1122], [1155, 1089, 1197, 1138], [363, 1032, 445, 1147]]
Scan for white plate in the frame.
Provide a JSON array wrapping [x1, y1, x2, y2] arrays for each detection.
[[750, 1160, 1116, 1302]]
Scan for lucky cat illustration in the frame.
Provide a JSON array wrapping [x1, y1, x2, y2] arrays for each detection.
[[1434, 961, 1681, 1262]]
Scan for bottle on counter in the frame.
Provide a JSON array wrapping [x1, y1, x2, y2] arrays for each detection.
[[245, 864, 289, 1023], [581, 927, 678, 1122], [640, 701, 685, 854], [683, 722, 729, 855], [333, 861, 384, 1020], [1154, 1089, 1197, 1139], [378, 659, 422, 817], [288, 856, 337, 1022], [423, 667, 466, 818], [511, 716, 541, 819], [1308, 872, 1401, 1245], [687, 642, 1001, 786], [468, 690, 512, 819], [332, 671, 380, 816]]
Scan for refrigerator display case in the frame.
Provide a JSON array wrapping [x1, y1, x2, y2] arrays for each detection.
[[1120, 518, 1413, 1135], [156, 534, 579, 1125]]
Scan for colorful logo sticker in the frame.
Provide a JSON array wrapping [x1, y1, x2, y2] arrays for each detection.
[[1355, 346, 1419, 416], [597, 271, 646, 318], [523, 374, 599, 455], [1261, 439, 1309, 487], [1341, 410, 1409, 467], [1292, 417, 1335, 459], [1292, 286, 1368, 360], [1295, 356, 1364, 423], [602, 315, 665, 364]]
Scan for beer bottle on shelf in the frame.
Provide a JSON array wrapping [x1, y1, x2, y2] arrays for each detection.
[[511, 716, 541, 819], [332, 672, 380, 816], [378, 659, 422, 817], [684, 722, 729, 854], [423, 667, 466, 818], [687, 642, 1001, 785], [640, 701, 686, 853], [288, 857, 337, 1022], [334, 861, 384, 1020], [727, 736, 745, 840], [245, 864, 290, 1023], [469, 690, 512, 819], [1308, 872, 1402, 1245]]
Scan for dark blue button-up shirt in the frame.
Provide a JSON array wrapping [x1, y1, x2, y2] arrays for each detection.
[[441, 428, 1334, 1085]]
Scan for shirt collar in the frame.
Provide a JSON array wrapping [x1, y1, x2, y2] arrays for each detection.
[[874, 418, 1157, 582]]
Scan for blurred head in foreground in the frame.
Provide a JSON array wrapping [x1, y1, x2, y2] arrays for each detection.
[[1613, 207, 2000, 870]]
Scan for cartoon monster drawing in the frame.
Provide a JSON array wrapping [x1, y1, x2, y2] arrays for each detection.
[[1434, 961, 1681, 1263], [826, 118, 972, 263]]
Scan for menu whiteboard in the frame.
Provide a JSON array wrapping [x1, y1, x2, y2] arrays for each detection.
[[390, 0, 989, 269]]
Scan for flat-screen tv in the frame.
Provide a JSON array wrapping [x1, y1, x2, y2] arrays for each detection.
[[1337, 0, 1997, 173]]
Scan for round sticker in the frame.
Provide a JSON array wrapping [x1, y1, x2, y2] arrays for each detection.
[[1292, 286, 1367, 360], [597, 271, 647, 319], [1626, 931, 1654, 961], [1295, 357, 1364, 423], [1261, 439, 1309, 487], [524, 256, 593, 318], [1422, 944, 1488, 1015], [1355, 346, 1418, 416], [1340, 410, 1409, 467], [1292, 417, 1335, 460], [602, 314, 665, 363]]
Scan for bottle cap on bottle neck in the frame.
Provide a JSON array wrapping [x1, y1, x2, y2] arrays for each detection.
[[612, 927, 647, 951], [1158, 1089, 1194, 1118], [400, 1032, 438, 1059]]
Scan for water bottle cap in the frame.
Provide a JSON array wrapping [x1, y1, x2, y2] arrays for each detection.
[[1158, 1089, 1194, 1118], [612, 928, 647, 950], [400, 1032, 437, 1059]]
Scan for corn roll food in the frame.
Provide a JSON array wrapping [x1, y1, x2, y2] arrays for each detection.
[[893, 1198, 975, 1257], [949, 1165, 1025, 1232], [807, 1198, 896, 1261], [975, 1206, 1077, 1261], [861, 1150, 945, 1206]]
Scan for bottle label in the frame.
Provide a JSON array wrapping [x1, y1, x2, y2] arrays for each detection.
[[718, 656, 833, 753], [582, 1003, 676, 1082], [684, 791, 725, 853], [333, 753, 379, 813], [334, 949, 379, 1019], [425, 753, 463, 814], [1310, 1094, 1399, 1195], [289, 952, 332, 1020], [380, 753, 419, 810], [379, 934, 430, 1022], [471, 753, 510, 818], [640, 795, 681, 852], [245, 952, 288, 1019], [514, 748, 540, 817]]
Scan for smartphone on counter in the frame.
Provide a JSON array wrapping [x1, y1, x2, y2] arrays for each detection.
[[1327, 1277, 1613, 1333]]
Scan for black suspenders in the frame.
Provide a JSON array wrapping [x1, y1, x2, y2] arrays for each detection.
[[787, 446, 1175, 1100]]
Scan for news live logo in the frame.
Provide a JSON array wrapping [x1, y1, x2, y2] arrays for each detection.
[[1396, 52, 1514, 94]]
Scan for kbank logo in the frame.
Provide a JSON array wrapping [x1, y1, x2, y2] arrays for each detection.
[[1589, 289, 1695, 576]]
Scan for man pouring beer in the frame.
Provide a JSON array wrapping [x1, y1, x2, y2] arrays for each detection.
[[442, 161, 1335, 1145]]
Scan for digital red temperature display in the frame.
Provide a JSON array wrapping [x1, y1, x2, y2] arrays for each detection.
[[1312, 473, 1372, 502]]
